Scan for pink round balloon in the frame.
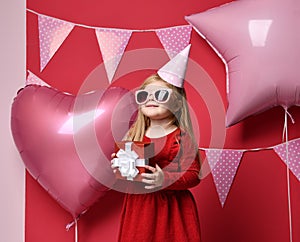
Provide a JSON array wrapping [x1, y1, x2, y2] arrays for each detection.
[[186, 0, 300, 126], [11, 85, 137, 218]]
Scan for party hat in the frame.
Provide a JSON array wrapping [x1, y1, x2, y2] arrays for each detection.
[[157, 44, 191, 88]]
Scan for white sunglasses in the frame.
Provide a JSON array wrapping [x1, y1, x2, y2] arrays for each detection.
[[135, 88, 172, 105]]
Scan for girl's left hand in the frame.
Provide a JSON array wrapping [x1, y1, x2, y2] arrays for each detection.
[[141, 164, 164, 189]]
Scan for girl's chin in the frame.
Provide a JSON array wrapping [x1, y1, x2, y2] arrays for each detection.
[[142, 106, 173, 119], [144, 112, 173, 120]]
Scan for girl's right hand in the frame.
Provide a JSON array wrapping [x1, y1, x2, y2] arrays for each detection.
[[141, 164, 164, 189]]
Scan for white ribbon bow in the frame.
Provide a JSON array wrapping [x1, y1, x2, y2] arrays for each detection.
[[112, 142, 146, 180]]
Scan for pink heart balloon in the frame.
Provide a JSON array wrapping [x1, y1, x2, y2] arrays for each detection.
[[11, 85, 137, 218]]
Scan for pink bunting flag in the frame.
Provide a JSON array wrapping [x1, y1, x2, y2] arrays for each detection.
[[38, 15, 74, 71], [205, 149, 244, 207], [155, 25, 192, 59], [95, 29, 132, 83], [26, 71, 50, 87], [274, 138, 300, 182]]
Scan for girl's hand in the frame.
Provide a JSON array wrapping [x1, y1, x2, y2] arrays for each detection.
[[141, 164, 164, 189], [111, 153, 118, 173]]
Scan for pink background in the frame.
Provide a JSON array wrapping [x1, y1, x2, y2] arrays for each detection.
[[0, 0, 25, 242]]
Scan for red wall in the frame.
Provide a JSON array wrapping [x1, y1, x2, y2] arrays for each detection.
[[26, 0, 300, 241]]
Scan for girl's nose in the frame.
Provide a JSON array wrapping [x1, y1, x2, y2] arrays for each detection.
[[147, 93, 154, 101]]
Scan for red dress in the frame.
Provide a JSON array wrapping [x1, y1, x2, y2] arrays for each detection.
[[117, 128, 201, 242]]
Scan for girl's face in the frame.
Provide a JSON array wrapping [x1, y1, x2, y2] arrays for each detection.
[[137, 80, 178, 121]]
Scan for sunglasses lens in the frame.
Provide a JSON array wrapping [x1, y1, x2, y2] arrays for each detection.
[[136, 91, 148, 104], [154, 90, 170, 102]]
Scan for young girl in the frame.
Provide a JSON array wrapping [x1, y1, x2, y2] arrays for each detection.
[[113, 45, 201, 241]]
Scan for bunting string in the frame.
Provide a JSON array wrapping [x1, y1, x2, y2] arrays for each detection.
[[27, 8, 192, 81], [199, 130, 300, 209], [200, 141, 287, 152], [26, 8, 191, 33]]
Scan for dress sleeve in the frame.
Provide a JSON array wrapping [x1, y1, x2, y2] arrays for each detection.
[[162, 132, 201, 190]]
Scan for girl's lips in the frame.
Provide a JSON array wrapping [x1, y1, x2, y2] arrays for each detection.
[[145, 101, 159, 108], [145, 105, 159, 107], [145, 102, 159, 107]]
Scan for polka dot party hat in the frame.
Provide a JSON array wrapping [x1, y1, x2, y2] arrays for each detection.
[[157, 44, 191, 88]]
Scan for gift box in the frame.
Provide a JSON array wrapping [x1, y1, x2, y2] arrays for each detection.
[[112, 141, 154, 181]]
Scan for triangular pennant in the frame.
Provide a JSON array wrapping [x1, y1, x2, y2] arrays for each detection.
[[155, 25, 192, 59], [26, 71, 50, 87], [95, 28, 132, 83], [38, 15, 74, 71], [205, 149, 244, 207], [274, 138, 300, 182]]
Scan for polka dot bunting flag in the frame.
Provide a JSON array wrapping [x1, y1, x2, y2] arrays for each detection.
[[95, 29, 132, 83], [205, 149, 244, 207], [155, 25, 192, 59], [274, 139, 300, 182], [26, 70, 50, 87], [38, 15, 74, 71], [35, 10, 192, 81]]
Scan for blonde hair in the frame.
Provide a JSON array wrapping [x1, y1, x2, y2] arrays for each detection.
[[127, 74, 197, 146]]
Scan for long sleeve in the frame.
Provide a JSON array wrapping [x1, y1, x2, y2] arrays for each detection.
[[162, 132, 201, 190]]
